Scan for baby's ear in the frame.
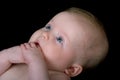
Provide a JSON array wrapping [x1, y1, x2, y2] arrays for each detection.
[[64, 64, 83, 77]]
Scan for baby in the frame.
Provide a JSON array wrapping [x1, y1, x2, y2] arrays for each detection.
[[0, 7, 109, 80]]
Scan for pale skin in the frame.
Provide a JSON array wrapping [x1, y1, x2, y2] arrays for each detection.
[[0, 12, 81, 80], [0, 42, 50, 80], [0, 8, 108, 80]]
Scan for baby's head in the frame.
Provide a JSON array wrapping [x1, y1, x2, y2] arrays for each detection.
[[29, 7, 109, 77]]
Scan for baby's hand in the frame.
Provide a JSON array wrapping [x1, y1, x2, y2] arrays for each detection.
[[0, 42, 45, 76], [20, 43, 49, 80], [20, 42, 45, 65], [0, 42, 48, 80]]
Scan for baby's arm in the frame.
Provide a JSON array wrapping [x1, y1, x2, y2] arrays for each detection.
[[0, 42, 50, 80], [0, 50, 11, 75], [0, 46, 24, 75], [20, 43, 49, 80]]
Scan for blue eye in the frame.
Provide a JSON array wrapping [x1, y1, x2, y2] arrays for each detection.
[[56, 36, 63, 44]]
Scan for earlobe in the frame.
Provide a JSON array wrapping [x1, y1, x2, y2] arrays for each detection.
[[64, 64, 83, 77]]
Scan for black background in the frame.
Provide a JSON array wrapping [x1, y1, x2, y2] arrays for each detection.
[[0, 0, 119, 80]]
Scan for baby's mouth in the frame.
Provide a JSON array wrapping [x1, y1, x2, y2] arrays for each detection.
[[34, 41, 44, 54], [34, 42, 40, 47]]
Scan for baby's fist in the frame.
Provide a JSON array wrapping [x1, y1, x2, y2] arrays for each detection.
[[20, 42, 45, 65]]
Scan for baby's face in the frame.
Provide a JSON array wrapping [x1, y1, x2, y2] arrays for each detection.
[[29, 12, 85, 72]]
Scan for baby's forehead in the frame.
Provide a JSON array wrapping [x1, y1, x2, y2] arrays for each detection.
[[50, 12, 93, 36], [49, 12, 89, 45], [51, 11, 94, 29], [50, 11, 104, 47]]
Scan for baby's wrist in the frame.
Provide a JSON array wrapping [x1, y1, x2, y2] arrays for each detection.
[[0, 50, 10, 63]]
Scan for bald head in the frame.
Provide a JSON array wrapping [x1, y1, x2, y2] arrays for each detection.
[[64, 7, 109, 69]]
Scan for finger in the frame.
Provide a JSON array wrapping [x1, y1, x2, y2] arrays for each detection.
[[30, 42, 36, 48], [20, 43, 26, 50], [24, 43, 30, 49]]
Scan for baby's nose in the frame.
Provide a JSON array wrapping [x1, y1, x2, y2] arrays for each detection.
[[40, 32, 49, 40]]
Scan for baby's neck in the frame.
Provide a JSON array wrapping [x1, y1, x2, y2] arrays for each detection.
[[48, 70, 70, 80]]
